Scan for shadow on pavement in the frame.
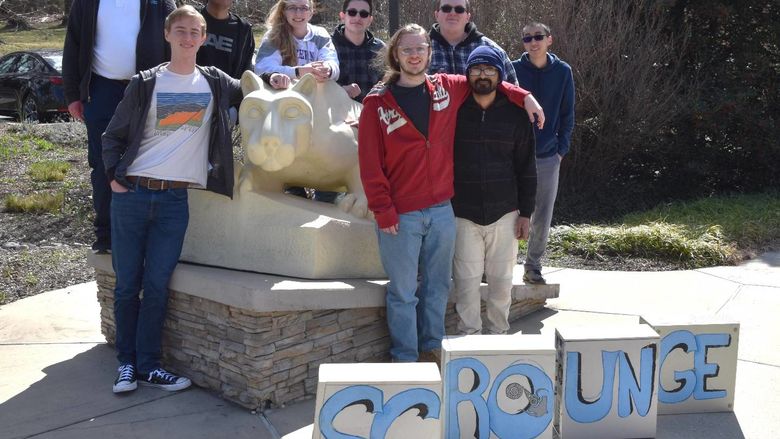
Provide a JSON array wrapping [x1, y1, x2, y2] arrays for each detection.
[[0, 344, 171, 439], [657, 412, 746, 438]]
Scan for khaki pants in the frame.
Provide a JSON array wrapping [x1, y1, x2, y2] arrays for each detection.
[[453, 211, 518, 335]]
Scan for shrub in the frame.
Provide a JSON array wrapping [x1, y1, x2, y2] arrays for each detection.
[[4, 191, 64, 214], [28, 160, 71, 182], [549, 223, 737, 268]]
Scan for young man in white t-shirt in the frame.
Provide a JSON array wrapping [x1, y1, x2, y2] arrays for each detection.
[[101, 5, 243, 394]]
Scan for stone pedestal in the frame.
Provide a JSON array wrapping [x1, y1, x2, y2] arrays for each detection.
[[180, 187, 384, 279], [89, 253, 558, 410]]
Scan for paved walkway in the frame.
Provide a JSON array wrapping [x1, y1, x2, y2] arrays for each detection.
[[1, 252, 777, 438]]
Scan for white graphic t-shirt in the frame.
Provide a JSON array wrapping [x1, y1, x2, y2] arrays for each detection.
[[127, 67, 214, 188]]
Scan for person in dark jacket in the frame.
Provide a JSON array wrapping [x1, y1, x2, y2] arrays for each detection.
[[512, 22, 575, 285], [62, 0, 176, 254], [331, 0, 385, 102], [197, 0, 256, 80], [102, 5, 242, 395], [452, 46, 536, 335], [428, 0, 517, 85]]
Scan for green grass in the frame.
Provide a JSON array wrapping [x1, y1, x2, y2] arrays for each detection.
[[548, 223, 737, 268], [0, 133, 59, 161], [538, 192, 779, 268], [28, 160, 71, 182], [0, 26, 66, 55], [622, 192, 780, 250], [4, 191, 64, 214]]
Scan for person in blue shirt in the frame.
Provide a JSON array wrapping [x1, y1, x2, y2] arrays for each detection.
[[512, 22, 575, 285]]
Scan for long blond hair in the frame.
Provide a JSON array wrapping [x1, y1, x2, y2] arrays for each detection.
[[381, 23, 431, 84], [264, 0, 314, 67]]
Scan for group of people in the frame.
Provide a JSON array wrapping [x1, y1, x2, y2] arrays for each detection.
[[61, 0, 574, 393]]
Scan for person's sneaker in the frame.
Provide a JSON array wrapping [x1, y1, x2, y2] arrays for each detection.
[[138, 368, 192, 391], [418, 350, 441, 368], [523, 269, 546, 285], [112, 364, 137, 394], [91, 239, 111, 255]]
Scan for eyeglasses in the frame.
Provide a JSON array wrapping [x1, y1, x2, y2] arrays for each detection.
[[468, 66, 498, 76], [399, 45, 429, 56], [439, 4, 466, 13], [284, 5, 311, 13], [346, 8, 370, 18], [522, 34, 548, 43]]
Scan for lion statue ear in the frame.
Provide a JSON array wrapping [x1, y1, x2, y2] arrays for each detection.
[[241, 71, 265, 96], [291, 73, 317, 98]]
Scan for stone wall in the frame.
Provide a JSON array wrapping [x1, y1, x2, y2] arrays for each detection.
[[95, 268, 552, 410]]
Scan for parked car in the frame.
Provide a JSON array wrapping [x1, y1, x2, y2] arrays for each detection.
[[0, 50, 69, 123]]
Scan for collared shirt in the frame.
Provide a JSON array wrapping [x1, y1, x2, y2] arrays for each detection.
[[428, 22, 518, 85]]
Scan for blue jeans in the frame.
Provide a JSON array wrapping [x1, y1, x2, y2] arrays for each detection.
[[377, 202, 456, 362], [111, 185, 189, 374], [84, 74, 128, 244]]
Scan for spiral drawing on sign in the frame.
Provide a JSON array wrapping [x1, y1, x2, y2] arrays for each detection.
[[505, 382, 527, 400]]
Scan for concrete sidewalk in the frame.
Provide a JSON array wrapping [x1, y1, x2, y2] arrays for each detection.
[[1, 252, 778, 438]]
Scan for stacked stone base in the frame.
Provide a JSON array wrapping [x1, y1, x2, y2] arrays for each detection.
[[93, 258, 556, 410]]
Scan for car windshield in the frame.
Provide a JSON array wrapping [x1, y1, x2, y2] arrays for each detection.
[[43, 55, 63, 71]]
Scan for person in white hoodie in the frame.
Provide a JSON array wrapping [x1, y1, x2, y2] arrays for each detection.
[[255, 0, 340, 90]]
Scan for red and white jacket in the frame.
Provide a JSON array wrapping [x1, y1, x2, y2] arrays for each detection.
[[358, 74, 530, 228]]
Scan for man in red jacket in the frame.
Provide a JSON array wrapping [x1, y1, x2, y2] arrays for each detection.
[[358, 23, 543, 363]]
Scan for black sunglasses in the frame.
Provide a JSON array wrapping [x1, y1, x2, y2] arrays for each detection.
[[346, 8, 371, 18], [522, 34, 548, 43], [439, 5, 466, 13]]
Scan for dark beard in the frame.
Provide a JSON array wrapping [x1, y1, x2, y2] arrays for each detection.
[[471, 79, 496, 95]]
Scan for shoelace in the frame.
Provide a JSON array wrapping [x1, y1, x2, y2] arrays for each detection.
[[151, 368, 178, 382], [117, 365, 135, 382]]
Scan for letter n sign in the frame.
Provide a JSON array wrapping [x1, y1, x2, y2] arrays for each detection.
[[556, 325, 660, 439], [640, 316, 739, 414]]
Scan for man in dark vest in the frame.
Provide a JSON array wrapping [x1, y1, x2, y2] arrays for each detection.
[[63, 0, 176, 254]]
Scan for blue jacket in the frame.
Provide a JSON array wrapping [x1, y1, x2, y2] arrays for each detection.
[[512, 53, 575, 158]]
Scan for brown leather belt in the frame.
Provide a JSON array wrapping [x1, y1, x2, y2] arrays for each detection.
[[126, 176, 190, 190]]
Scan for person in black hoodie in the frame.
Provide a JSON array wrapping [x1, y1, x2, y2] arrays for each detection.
[[451, 46, 536, 336], [197, 0, 256, 80], [62, 0, 176, 254], [331, 0, 385, 102]]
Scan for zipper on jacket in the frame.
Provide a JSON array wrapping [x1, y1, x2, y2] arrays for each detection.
[[480, 108, 486, 223]]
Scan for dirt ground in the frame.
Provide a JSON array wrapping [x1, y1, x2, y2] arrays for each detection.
[[0, 122, 94, 304]]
